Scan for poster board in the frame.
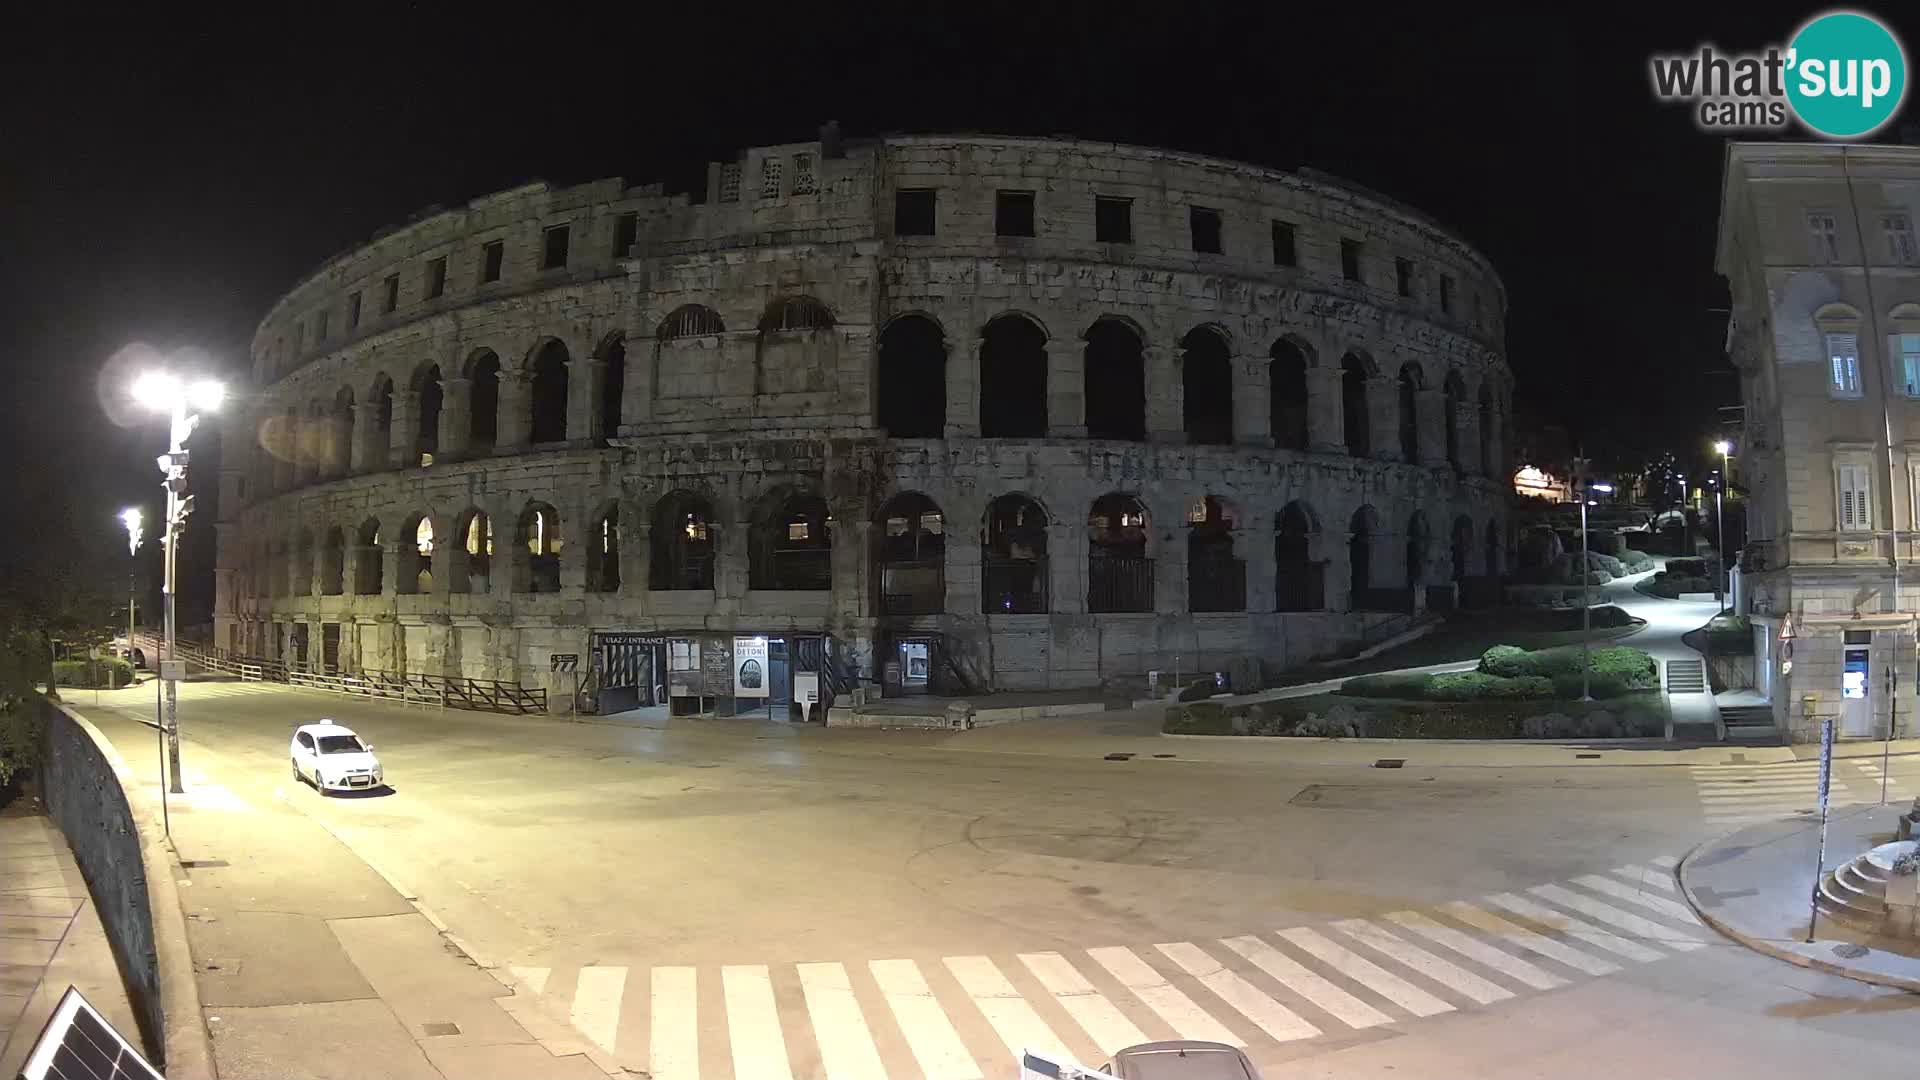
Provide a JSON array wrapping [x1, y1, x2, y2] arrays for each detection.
[[700, 635, 733, 696], [733, 636, 770, 697]]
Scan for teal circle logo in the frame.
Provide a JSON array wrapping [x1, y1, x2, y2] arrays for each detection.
[[1786, 11, 1908, 138]]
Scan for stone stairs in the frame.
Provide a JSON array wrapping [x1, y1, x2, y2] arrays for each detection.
[[1665, 658, 1707, 693], [1818, 841, 1917, 929], [1719, 703, 1779, 743]]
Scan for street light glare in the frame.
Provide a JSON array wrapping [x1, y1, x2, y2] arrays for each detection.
[[120, 507, 142, 530], [1592, 483, 1614, 493], [189, 379, 226, 412], [1714, 440, 1732, 455], [131, 371, 181, 410]]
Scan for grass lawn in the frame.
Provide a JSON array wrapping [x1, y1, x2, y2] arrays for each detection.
[[1269, 608, 1645, 688]]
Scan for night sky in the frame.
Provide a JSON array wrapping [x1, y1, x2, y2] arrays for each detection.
[[2, 5, 1910, 621]]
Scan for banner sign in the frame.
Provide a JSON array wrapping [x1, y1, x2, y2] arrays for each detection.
[[733, 636, 769, 697]]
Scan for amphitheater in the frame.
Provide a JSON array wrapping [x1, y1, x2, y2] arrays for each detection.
[[213, 129, 1515, 717]]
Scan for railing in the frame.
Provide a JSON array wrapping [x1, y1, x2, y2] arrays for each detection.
[[982, 557, 1048, 614], [766, 548, 833, 591], [879, 558, 944, 616], [132, 633, 546, 714], [1089, 555, 1154, 613], [1187, 556, 1247, 613], [1275, 563, 1326, 612]]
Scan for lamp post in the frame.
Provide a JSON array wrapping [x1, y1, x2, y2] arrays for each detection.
[[132, 371, 224, 794], [1580, 481, 1615, 701], [119, 506, 142, 674], [1713, 440, 1732, 615]]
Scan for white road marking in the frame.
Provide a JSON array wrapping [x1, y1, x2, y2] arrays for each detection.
[[1154, 941, 1320, 1043], [1529, 884, 1707, 951], [1571, 874, 1706, 927], [1439, 902, 1619, 976], [571, 965, 626, 1054], [1484, 893, 1666, 963], [944, 955, 1069, 1059], [1019, 951, 1146, 1054], [1275, 927, 1451, 1017], [1330, 919, 1513, 1005], [509, 965, 550, 996], [869, 958, 981, 1080], [1383, 911, 1566, 991], [1649, 855, 1680, 869], [1087, 945, 1241, 1046], [1609, 865, 1677, 893], [797, 963, 888, 1080], [722, 965, 794, 1080], [651, 966, 700, 1080], [1218, 934, 1392, 1029]]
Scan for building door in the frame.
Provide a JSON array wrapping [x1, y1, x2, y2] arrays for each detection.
[[899, 640, 932, 695], [322, 624, 341, 672], [1843, 641, 1873, 737], [768, 638, 792, 720]]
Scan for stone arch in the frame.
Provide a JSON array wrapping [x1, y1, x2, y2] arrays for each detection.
[[1269, 337, 1311, 451], [979, 313, 1048, 438], [515, 502, 563, 594], [1452, 513, 1475, 582], [651, 490, 717, 591], [750, 490, 832, 591], [1276, 500, 1324, 611], [1349, 505, 1379, 602], [759, 295, 835, 333], [410, 361, 443, 463], [982, 493, 1049, 613], [598, 333, 627, 443], [1083, 317, 1146, 441], [1088, 492, 1152, 613], [658, 304, 725, 339], [876, 313, 947, 438], [464, 349, 501, 450], [1443, 370, 1466, 469], [1186, 494, 1243, 612], [875, 491, 946, 615], [528, 339, 570, 444], [587, 499, 622, 593], [320, 524, 346, 596], [452, 507, 493, 594], [1406, 510, 1431, 588], [1182, 325, 1234, 446], [1341, 352, 1372, 457], [354, 517, 384, 595], [398, 512, 434, 594], [366, 374, 395, 470], [1397, 363, 1423, 462]]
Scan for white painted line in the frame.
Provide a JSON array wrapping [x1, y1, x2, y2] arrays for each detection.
[[797, 963, 888, 1080], [571, 965, 626, 1054], [1648, 855, 1681, 869], [943, 955, 1069, 1059], [869, 958, 982, 1080], [1383, 911, 1566, 991], [1275, 927, 1451, 1018], [509, 965, 550, 996], [1154, 941, 1320, 1043], [1218, 934, 1392, 1029], [1439, 902, 1619, 977], [723, 965, 794, 1080], [1529, 884, 1707, 951], [1330, 919, 1513, 1005], [651, 966, 700, 1080], [1485, 893, 1666, 963], [1019, 951, 1147, 1055], [1571, 875, 1707, 926], [1086, 946, 1241, 1046]]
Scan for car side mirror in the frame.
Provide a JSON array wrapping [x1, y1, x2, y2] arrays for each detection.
[[364, 744, 374, 751]]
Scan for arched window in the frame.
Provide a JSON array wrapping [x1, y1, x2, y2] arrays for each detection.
[[1406, 511, 1430, 588], [1342, 353, 1371, 457], [1088, 493, 1152, 613], [1452, 515, 1475, 582], [1349, 506, 1377, 604], [1485, 519, 1504, 577], [293, 528, 315, 597], [983, 494, 1048, 613], [1084, 318, 1145, 441], [516, 503, 562, 594], [466, 351, 500, 450], [876, 315, 947, 438], [1444, 371, 1465, 469], [415, 364, 443, 464], [651, 491, 716, 591], [587, 504, 622, 593], [979, 315, 1048, 438], [760, 296, 834, 333], [330, 388, 354, 476], [399, 514, 433, 594], [320, 526, 346, 596], [599, 337, 626, 443], [875, 493, 945, 615], [1276, 502, 1324, 611], [1270, 339, 1309, 451], [1478, 385, 1495, 476], [751, 493, 831, 591], [1398, 364, 1422, 462], [453, 509, 492, 594], [1186, 496, 1244, 612], [530, 341, 570, 444], [658, 304, 725, 340], [1181, 327, 1233, 446], [368, 376, 394, 471], [354, 518, 383, 595]]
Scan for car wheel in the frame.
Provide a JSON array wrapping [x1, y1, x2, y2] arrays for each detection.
[[292, 759, 302, 786]]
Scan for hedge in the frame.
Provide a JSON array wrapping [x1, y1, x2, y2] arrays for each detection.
[[51, 658, 134, 689], [1177, 677, 1219, 702], [1335, 644, 1657, 702], [1163, 694, 1665, 740]]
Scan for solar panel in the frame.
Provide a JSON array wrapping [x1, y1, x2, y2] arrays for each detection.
[[16, 986, 165, 1080]]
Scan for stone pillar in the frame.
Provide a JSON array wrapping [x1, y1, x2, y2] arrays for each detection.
[[496, 369, 532, 451], [439, 377, 472, 462], [1415, 388, 1448, 466], [296, 414, 321, 486], [715, 509, 750, 604], [1364, 377, 1398, 462], [429, 520, 455, 600], [1158, 527, 1190, 614], [1458, 400, 1483, 476], [569, 358, 605, 443], [1233, 355, 1273, 447], [624, 518, 652, 610], [380, 539, 400, 598], [326, 407, 352, 478], [1482, 403, 1506, 479], [944, 524, 980, 616], [350, 400, 378, 474], [1146, 345, 1185, 444], [1305, 366, 1345, 453], [1048, 521, 1086, 615], [828, 508, 870, 620], [945, 334, 981, 439], [558, 506, 589, 594], [1245, 517, 1277, 614], [389, 389, 420, 470], [1327, 525, 1354, 613], [624, 343, 655, 428], [1044, 340, 1085, 438]]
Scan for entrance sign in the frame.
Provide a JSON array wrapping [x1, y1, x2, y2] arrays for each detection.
[[733, 636, 769, 697]]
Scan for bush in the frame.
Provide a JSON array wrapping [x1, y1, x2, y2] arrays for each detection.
[[1338, 672, 1433, 699], [1176, 678, 1218, 703], [1428, 672, 1504, 701], [51, 658, 133, 689], [1164, 701, 1235, 735], [1480, 644, 1536, 677], [1487, 675, 1556, 699], [1619, 549, 1655, 573]]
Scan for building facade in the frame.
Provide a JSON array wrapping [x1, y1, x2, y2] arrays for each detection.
[[1719, 141, 1920, 743], [213, 133, 1513, 715]]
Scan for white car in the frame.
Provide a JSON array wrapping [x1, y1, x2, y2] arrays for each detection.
[[289, 720, 385, 794]]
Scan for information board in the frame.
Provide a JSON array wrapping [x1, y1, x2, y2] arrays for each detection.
[[733, 636, 769, 697], [700, 635, 733, 696]]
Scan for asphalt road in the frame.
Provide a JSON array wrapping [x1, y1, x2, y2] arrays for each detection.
[[76, 681, 1920, 1079]]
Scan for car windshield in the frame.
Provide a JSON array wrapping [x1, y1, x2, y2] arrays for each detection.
[[316, 735, 365, 755], [1115, 1049, 1249, 1080]]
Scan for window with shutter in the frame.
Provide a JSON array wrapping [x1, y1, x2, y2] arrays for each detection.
[[1899, 333, 1920, 396], [1828, 333, 1862, 397], [1838, 463, 1871, 531], [1809, 213, 1841, 262], [1886, 215, 1917, 263]]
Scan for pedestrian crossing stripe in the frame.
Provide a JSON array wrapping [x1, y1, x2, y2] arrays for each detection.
[[502, 864, 1703, 1077], [1689, 759, 1911, 828]]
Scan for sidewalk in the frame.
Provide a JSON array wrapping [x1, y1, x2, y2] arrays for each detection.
[[1679, 803, 1920, 991], [0, 804, 142, 1077], [72, 704, 610, 1080]]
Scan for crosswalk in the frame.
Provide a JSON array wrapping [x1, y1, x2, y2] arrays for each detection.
[[1689, 757, 1903, 830], [504, 858, 1699, 1079]]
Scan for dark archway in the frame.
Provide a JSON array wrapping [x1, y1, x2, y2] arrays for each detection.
[[875, 493, 945, 615], [979, 315, 1048, 438], [529, 340, 569, 444], [1186, 495, 1243, 611], [1406, 511, 1430, 588], [1349, 506, 1377, 604], [1452, 514, 1475, 582], [355, 518, 383, 595], [599, 337, 626, 444], [1398, 364, 1422, 462], [1083, 318, 1145, 441], [330, 388, 354, 475], [658, 304, 725, 340], [983, 494, 1048, 613], [399, 514, 433, 594], [369, 376, 394, 470], [588, 504, 621, 593], [320, 526, 346, 596], [453, 509, 492, 594], [651, 491, 716, 591], [1181, 327, 1233, 446], [516, 503, 562, 594], [1276, 502, 1323, 611], [412, 367, 442, 465], [293, 528, 315, 598], [1478, 385, 1495, 476], [1444, 370, 1465, 470], [751, 493, 831, 591], [467, 350, 500, 450], [1270, 339, 1309, 450], [1341, 353, 1371, 457], [1088, 494, 1152, 613], [875, 315, 946, 438]]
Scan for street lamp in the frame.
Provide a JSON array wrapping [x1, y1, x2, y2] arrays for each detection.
[[1581, 482, 1615, 701], [132, 370, 224, 793], [119, 508, 142, 663], [1713, 440, 1733, 615]]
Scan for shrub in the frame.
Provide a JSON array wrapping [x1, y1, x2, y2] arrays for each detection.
[[51, 658, 133, 689], [1480, 644, 1537, 677], [1163, 701, 1235, 735], [1619, 549, 1654, 573], [1176, 678, 1218, 703], [1338, 672, 1433, 699], [1428, 672, 1505, 701], [1487, 675, 1556, 699]]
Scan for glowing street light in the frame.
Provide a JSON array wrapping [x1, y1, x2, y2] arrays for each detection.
[[1577, 478, 1615, 700], [1713, 440, 1733, 613]]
